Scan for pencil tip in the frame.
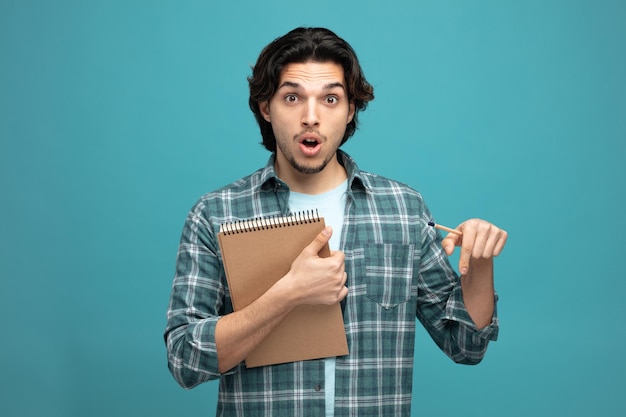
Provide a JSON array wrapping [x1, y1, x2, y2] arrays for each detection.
[[427, 221, 435, 227]]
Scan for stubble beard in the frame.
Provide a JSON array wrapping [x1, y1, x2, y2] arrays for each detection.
[[287, 155, 333, 175]]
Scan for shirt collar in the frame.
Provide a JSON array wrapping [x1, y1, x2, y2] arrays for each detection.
[[258, 150, 370, 193]]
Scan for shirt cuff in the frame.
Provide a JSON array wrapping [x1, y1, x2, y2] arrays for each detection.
[[444, 282, 500, 342]]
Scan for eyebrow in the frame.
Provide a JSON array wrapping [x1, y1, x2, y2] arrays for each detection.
[[277, 81, 346, 91]]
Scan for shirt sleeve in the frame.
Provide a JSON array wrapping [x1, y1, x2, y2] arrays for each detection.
[[164, 203, 235, 388], [415, 218, 499, 365]]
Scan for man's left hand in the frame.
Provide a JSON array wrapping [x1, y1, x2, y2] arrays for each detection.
[[441, 218, 508, 275]]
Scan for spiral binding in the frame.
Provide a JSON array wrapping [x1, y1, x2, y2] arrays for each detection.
[[219, 209, 321, 235]]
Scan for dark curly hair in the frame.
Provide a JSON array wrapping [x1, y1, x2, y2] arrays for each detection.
[[248, 27, 375, 152]]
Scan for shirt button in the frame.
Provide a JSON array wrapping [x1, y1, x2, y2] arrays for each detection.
[[314, 384, 321, 392]]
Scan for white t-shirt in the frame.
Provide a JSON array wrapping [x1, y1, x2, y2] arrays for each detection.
[[288, 179, 347, 417]]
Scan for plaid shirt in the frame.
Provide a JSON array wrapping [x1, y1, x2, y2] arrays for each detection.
[[165, 150, 498, 416]]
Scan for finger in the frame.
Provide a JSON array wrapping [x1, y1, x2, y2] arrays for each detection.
[[441, 233, 461, 255], [480, 225, 508, 258], [481, 229, 500, 258], [338, 284, 349, 301], [492, 229, 508, 257], [332, 273, 348, 303], [341, 271, 348, 286], [458, 226, 476, 275], [330, 249, 346, 263], [304, 226, 332, 256], [472, 222, 491, 259]]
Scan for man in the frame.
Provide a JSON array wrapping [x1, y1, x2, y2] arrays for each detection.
[[165, 27, 507, 416]]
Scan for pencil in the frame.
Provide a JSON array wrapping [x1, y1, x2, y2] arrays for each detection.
[[427, 221, 463, 236]]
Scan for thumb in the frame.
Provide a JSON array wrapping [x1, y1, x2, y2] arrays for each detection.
[[441, 234, 460, 255], [305, 226, 332, 256]]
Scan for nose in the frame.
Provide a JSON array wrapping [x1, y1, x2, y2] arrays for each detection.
[[301, 99, 320, 127]]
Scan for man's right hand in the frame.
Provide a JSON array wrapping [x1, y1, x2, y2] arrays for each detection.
[[281, 226, 348, 306]]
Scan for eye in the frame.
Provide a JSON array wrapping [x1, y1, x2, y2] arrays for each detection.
[[325, 96, 338, 105], [284, 94, 298, 103]]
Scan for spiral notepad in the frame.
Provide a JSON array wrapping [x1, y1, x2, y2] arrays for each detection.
[[219, 210, 322, 235], [218, 211, 349, 368]]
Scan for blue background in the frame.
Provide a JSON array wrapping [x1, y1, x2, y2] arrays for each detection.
[[2, 1, 624, 416]]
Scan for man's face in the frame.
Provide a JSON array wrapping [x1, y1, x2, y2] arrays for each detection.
[[260, 61, 355, 182]]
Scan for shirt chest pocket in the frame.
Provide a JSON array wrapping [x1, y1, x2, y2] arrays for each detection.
[[364, 243, 415, 309]]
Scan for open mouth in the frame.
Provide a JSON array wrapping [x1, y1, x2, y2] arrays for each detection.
[[298, 135, 322, 156]]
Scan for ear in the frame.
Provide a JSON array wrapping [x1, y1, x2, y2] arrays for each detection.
[[259, 101, 271, 122], [347, 101, 356, 124]]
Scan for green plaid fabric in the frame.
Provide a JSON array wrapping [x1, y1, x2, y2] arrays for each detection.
[[165, 150, 498, 416]]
